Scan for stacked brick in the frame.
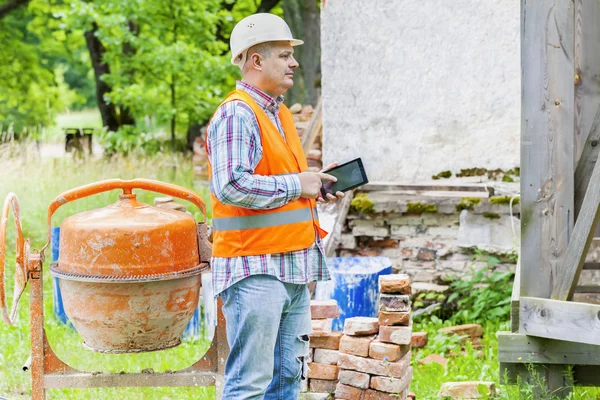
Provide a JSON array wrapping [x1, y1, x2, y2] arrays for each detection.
[[333, 274, 414, 400], [303, 300, 343, 399]]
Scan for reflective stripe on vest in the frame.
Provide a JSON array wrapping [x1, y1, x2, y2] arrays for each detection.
[[212, 207, 319, 231]]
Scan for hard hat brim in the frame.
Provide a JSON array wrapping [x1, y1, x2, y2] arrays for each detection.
[[231, 38, 304, 66]]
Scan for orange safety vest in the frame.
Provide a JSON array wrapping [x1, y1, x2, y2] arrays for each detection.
[[206, 89, 327, 257]]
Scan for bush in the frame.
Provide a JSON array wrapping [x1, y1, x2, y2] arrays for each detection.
[[100, 126, 187, 156]]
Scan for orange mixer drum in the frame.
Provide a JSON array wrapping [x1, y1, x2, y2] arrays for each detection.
[[47, 180, 208, 353]]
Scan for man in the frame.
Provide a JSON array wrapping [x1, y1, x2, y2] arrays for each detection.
[[206, 12, 344, 400]]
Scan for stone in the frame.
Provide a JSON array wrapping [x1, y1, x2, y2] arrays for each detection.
[[352, 225, 389, 237], [411, 282, 449, 294], [411, 332, 429, 348], [456, 210, 520, 252], [439, 324, 483, 339], [408, 392, 416, 399], [390, 225, 417, 239], [307, 348, 314, 363], [340, 234, 357, 249], [437, 381, 496, 399], [419, 353, 448, 368], [314, 349, 340, 365], [370, 366, 413, 393], [379, 274, 412, 294], [379, 324, 413, 345], [337, 352, 411, 378], [312, 319, 333, 337], [364, 389, 410, 400], [310, 331, 343, 350], [349, 218, 387, 228], [338, 370, 370, 389], [298, 393, 333, 400], [343, 317, 380, 335], [379, 311, 410, 327], [427, 226, 459, 239], [339, 334, 376, 357], [307, 363, 339, 380], [310, 379, 338, 393], [369, 340, 409, 362], [311, 300, 341, 319], [379, 294, 411, 312], [417, 248, 436, 261]]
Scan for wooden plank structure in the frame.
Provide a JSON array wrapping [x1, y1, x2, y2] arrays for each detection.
[[499, 0, 600, 396]]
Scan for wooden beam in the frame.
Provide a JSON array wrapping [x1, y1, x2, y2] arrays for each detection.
[[301, 98, 322, 154], [520, 296, 600, 345], [551, 156, 600, 300], [511, 261, 521, 333], [498, 331, 600, 365], [519, 0, 574, 300]]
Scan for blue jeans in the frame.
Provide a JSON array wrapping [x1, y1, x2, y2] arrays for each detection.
[[220, 275, 312, 400]]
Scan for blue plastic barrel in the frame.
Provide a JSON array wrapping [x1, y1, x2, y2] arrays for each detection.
[[51, 226, 205, 339], [51, 227, 69, 324], [315, 257, 392, 331]]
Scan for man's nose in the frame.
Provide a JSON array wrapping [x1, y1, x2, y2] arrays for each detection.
[[289, 56, 299, 69]]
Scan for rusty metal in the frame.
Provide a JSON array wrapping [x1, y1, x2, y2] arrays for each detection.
[[0, 179, 228, 399]]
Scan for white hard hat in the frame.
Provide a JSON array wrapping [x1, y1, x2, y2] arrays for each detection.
[[230, 13, 303, 68]]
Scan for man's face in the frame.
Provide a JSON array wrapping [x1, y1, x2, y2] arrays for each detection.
[[260, 42, 299, 96]]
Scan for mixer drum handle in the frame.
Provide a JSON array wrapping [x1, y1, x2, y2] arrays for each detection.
[[0, 193, 29, 325]]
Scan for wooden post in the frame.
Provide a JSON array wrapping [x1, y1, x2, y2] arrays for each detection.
[[519, 0, 574, 395]]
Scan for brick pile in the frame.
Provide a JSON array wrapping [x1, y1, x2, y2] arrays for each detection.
[[303, 300, 343, 398], [333, 274, 414, 400]]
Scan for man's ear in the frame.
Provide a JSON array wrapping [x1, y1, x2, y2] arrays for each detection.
[[250, 53, 262, 71]]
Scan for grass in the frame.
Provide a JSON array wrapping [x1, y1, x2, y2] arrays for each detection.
[[1, 145, 599, 399], [0, 150, 213, 399]]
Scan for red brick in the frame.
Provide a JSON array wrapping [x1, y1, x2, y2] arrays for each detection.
[[368, 239, 399, 248], [335, 383, 366, 399], [310, 331, 343, 350], [339, 334, 376, 357], [310, 378, 338, 393], [379, 294, 411, 312], [364, 388, 409, 400], [418, 353, 448, 368], [311, 319, 332, 337], [311, 300, 341, 319], [307, 363, 338, 380], [338, 370, 370, 389], [411, 331, 428, 348], [343, 317, 379, 335], [313, 348, 340, 365], [338, 352, 411, 378], [379, 274, 411, 294], [379, 311, 410, 326], [379, 323, 413, 345], [437, 381, 496, 398], [370, 367, 413, 393], [369, 340, 409, 362], [439, 324, 483, 339]]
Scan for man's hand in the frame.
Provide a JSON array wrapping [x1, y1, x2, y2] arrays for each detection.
[[298, 171, 336, 199], [317, 163, 345, 203]]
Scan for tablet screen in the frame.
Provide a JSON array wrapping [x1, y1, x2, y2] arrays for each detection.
[[321, 158, 368, 196]]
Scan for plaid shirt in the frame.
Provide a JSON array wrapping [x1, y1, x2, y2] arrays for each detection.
[[206, 81, 330, 296]]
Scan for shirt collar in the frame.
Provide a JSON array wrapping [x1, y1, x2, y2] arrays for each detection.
[[236, 81, 284, 114]]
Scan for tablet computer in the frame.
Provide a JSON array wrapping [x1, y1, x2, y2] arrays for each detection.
[[320, 158, 369, 199]]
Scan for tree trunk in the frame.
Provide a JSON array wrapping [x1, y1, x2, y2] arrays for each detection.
[[282, 0, 321, 107], [85, 22, 120, 132], [0, 0, 29, 19]]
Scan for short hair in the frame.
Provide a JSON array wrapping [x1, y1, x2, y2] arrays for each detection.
[[242, 42, 276, 73]]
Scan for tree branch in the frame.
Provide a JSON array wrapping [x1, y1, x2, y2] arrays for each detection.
[[0, 0, 30, 19], [256, 0, 280, 13]]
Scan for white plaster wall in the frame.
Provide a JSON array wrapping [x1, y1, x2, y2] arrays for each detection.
[[321, 0, 520, 183]]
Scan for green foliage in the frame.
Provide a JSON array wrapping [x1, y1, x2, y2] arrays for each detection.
[[432, 170, 452, 180], [483, 212, 501, 219], [490, 195, 520, 205], [444, 259, 513, 326], [350, 193, 375, 214], [456, 197, 481, 212], [502, 174, 515, 182], [406, 202, 437, 214], [100, 126, 186, 156]]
